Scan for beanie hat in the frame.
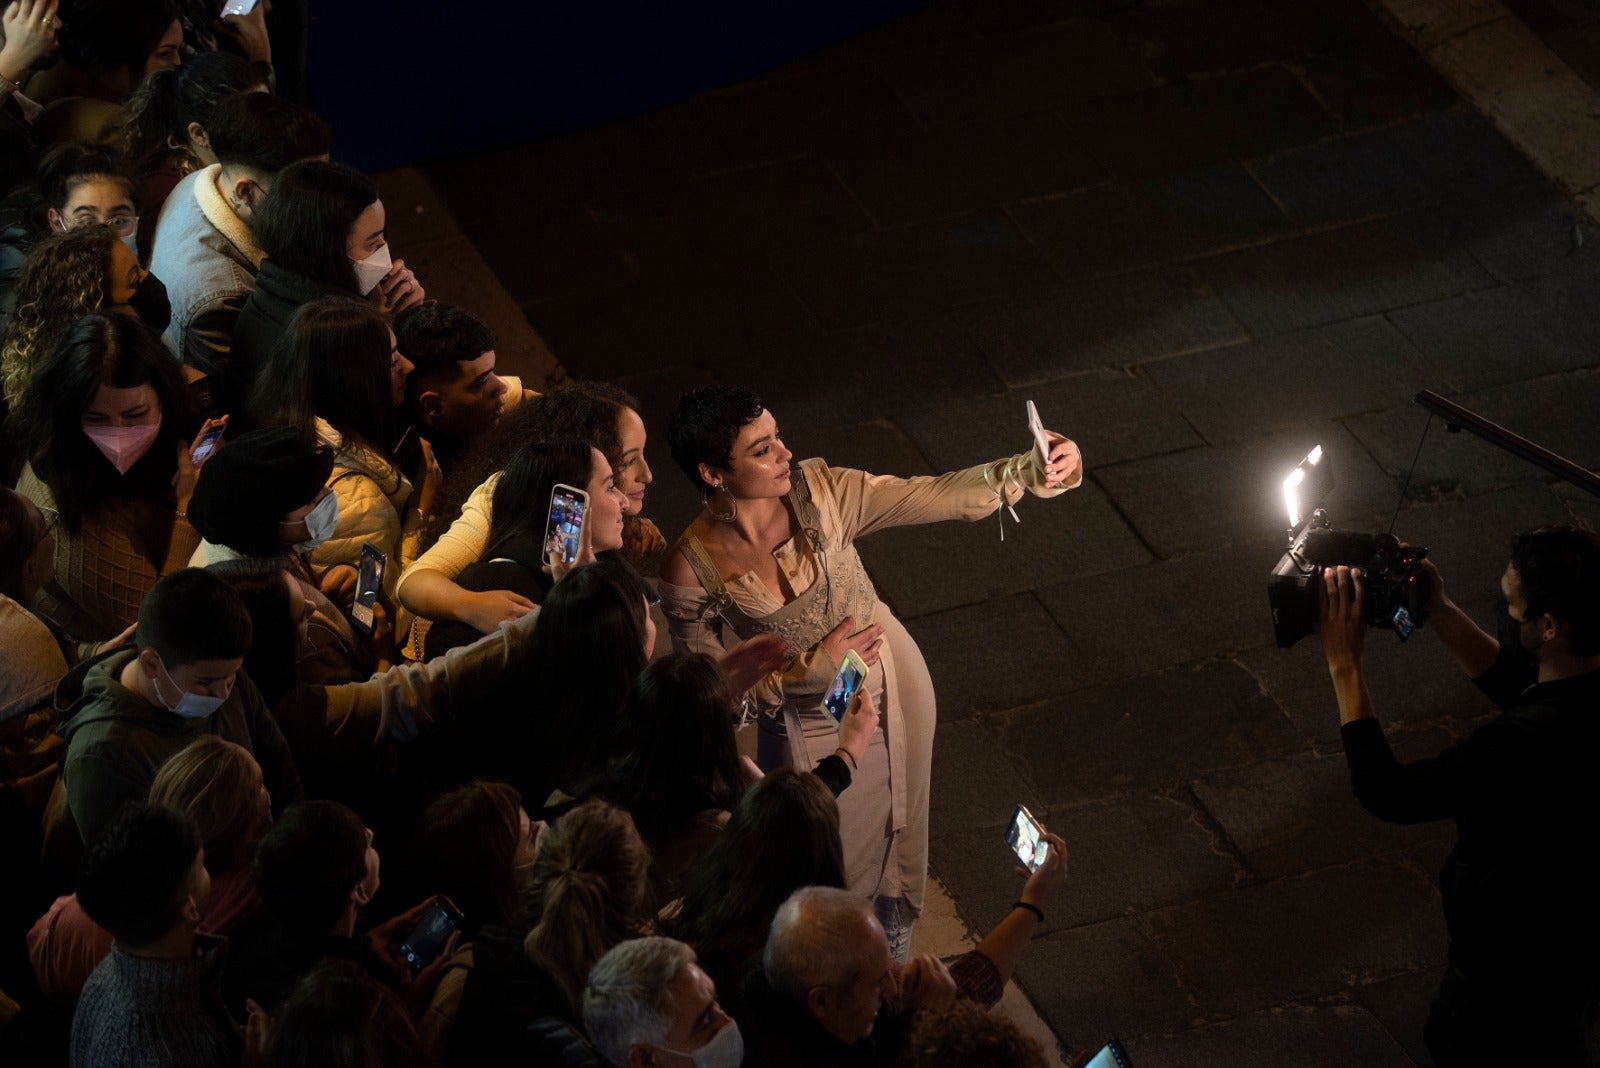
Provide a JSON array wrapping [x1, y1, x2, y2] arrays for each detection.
[[188, 426, 335, 558]]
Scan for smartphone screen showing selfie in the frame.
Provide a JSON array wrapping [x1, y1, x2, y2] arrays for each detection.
[[398, 897, 464, 976], [544, 484, 589, 566], [1006, 804, 1047, 873], [351, 543, 385, 636], [190, 425, 225, 467], [821, 649, 868, 723], [1083, 1039, 1133, 1068]]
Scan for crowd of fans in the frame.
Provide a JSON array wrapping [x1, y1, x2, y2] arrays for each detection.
[[0, 3, 1083, 1065]]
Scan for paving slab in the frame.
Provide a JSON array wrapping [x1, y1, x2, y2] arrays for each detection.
[[459, 203, 637, 305], [1190, 731, 1459, 880], [1248, 107, 1539, 227], [1356, 968, 1441, 1066], [742, 315, 1007, 433], [871, 20, 1154, 127], [927, 716, 1051, 837], [826, 110, 1108, 228], [772, 210, 1060, 329], [1000, 660, 1304, 805], [1092, 423, 1399, 560], [855, 477, 1153, 619], [954, 264, 1248, 386], [1200, 210, 1498, 337], [1343, 368, 1600, 499], [1421, 180, 1597, 283], [1294, 25, 1463, 130], [1105, 0, 1379, 80], [1144, 859, 1447, 1018], [1008, 163, 1293, 279], [910, 591, 1093, 720], [1037, 537, 1287, 686], [1014, 916, 1203, 1042], [896, 369, 1205, 473], [523, 260, 823, 379], [1385, 260, 1600, 393], [931, 792, 1242, 933], [1145, 315, 1436, 446], [1061, 65, 1339, 179], [1123, 1003, 1418, 1066], [585, 157, 874, 275]]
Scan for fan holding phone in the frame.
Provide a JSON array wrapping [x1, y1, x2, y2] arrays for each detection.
[[660, 387, 1082, 959]]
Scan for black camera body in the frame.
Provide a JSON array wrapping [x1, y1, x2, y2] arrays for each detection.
[[1268, 509, 1433, 647]]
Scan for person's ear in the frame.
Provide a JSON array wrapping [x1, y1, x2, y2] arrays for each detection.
[[136, 647, 163, 680], [186, 121, 210, 153], [232, 177, 263, 214], [626, 1045, 660, 1068], [47, 208, 66, 233], [697, 462, 722, 490], [180, 892, 203, 925], [416, 388, 444, 425], [1539, 612, 1562, 644], [804, 984, 833, 1024], [351, 879, 372, 909]]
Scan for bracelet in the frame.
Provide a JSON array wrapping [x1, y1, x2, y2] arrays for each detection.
[[834, 747, 858, 771], [1011, 900, 1044, 924]]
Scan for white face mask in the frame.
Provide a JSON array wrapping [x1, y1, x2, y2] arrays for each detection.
[[83, 422, 162, 475], [293, 493, 340, 552], [351, 242, 392, 296], [662, 1020, 743, 1068], [154, 655, 228, 719]]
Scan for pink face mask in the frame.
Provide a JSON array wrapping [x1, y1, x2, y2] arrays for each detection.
[[83, 421, 162, 475]]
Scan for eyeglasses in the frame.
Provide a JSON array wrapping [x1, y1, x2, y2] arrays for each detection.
[[65, 213, 139, 238]]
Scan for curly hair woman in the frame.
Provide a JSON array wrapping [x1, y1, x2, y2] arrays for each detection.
[[1, 223, 118, 403]]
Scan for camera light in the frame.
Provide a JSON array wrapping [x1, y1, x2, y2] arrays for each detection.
[[1282, 445, 1331, 529]]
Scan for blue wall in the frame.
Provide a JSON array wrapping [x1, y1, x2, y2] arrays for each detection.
[[308, 1, 928, 171]]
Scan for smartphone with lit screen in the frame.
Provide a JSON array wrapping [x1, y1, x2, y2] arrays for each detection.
[[397, 896, 464, 976], [821, 649, 869, 723], [220, 0, 260, 17], [1082, 1039, 1133, 1068], [351, 543, 385, 636], [1006, 804, 1047, 873], [544, 484, 589, 567]]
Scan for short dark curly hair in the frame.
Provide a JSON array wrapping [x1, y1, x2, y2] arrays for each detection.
[[1510, 525, 1600, 656], [896, 997, 1050, 1068], [667, 385, 764, 492], [77, 803, 203, 948], [394, 302, 497, 393]]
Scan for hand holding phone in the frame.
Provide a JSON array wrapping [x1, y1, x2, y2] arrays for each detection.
[[397, 896, 465, 976], [544, 484, 590, 568], [1026, 400, 1051, 465], [1007, 804, 1048, 872], [351, 543, 386, 636], [822, 649, 869, 722], [189, 415, 229, 467]]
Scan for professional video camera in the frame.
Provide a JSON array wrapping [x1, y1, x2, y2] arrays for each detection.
[[1266, 446, 1433, 648]]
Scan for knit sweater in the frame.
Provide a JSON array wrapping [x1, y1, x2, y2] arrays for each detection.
[[70, 938, 240, 1068]]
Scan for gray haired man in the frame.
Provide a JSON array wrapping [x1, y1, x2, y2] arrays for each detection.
[[582, 936, 742, 1068]]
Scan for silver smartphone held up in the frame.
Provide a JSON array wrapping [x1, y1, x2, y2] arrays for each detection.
[[544, 484, 590, 566]]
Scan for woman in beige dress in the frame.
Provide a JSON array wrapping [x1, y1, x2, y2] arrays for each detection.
[[659, 386, 1081, 958]]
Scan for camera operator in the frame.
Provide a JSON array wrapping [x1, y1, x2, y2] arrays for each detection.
[[1318, 525, 1600, 1067]]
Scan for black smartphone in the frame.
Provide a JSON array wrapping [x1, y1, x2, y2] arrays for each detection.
[[351, 542, 385, 636], [1005, 804, 1047, 873], [1083, 1039, 1133, 1068], [397, 896, 464, 976], [543, 484, 589, 566]]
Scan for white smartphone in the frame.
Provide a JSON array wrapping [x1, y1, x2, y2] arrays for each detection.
[[1026, 399, 1051, 464], [220, 0, 260, 17], [544, 484, 589, 566]]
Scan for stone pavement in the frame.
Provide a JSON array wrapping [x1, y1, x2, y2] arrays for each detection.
[[398, 1, 1600, 1063]]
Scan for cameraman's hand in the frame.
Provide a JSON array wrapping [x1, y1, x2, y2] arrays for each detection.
[[1318, 565, 1366, 672], [1417, 557, 1450, 614]]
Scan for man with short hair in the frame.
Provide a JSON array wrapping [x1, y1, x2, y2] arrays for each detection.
[[1321, 525, 1600, 1065], [222, 799, 380, 1015], [54, 568, 302, 848], [583, 936, 742, 1068], [71, 802, 238, 1067], [148, 91, 331, 407], [394, 302, 525, 473], [741, 886, 956, 1067]]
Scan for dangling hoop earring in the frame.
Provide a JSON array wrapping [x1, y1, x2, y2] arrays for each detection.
[[704, 484, 738, 522]]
